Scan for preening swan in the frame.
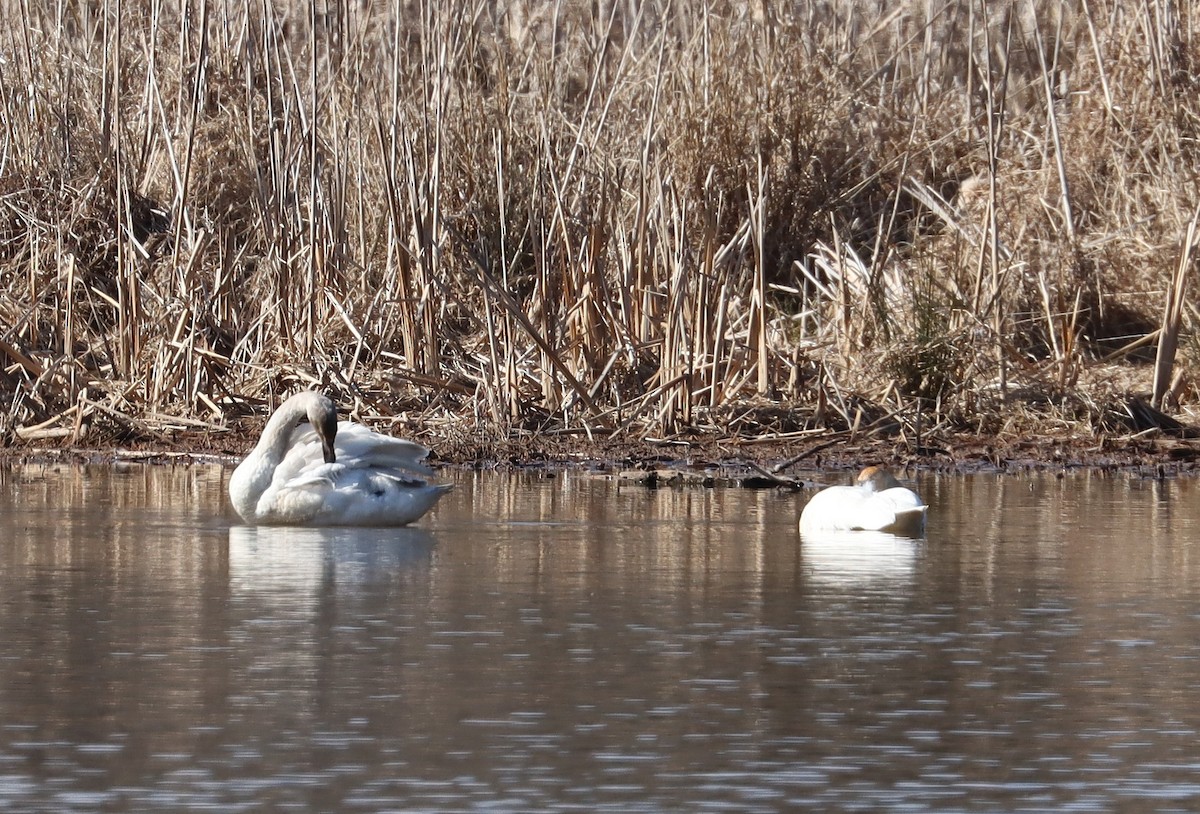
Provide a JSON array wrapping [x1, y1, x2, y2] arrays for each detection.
[[228, 391, 451, 526], [799, 466, 926, 537]]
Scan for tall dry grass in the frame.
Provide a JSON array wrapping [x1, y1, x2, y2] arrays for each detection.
[[0, 0, 1197, 452]]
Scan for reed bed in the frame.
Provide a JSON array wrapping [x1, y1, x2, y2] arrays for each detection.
[[0, 0, 1197, 456]]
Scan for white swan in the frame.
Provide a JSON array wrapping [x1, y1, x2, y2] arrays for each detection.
[[228, 391, 451, 526], [799, 465, 926, 537]]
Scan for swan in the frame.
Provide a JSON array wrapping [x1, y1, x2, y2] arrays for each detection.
[[798, 465, 926, 537], [228, 391, 451, 526]]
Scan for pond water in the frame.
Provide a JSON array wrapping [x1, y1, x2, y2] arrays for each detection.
[[2, 463, 1200, 812]]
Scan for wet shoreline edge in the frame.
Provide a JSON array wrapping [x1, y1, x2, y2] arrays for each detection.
[[6, 430, 1198, 485]]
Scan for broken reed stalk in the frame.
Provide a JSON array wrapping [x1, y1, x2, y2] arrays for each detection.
[[1152, 205, 1200, 410], [749, 153, 769, 395], [976, 0, 1010, 398]]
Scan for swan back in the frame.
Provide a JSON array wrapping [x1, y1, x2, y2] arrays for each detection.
[[800, 466, 926, 536], [328, 422, 434, 475]]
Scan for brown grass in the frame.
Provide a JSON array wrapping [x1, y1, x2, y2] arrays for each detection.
[[1, 0, 1198, 456]]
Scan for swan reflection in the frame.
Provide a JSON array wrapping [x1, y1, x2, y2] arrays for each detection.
[[228, 524, 437, 598], [800, 529, 919, 587]]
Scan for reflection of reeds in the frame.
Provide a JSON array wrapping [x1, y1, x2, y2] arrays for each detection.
[[1, 1, 1197, 448]]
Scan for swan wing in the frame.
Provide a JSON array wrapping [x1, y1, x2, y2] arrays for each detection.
[[255, 466, 335, 525], [275, 422, 432, 478], [800, 484, 926, 535], [301, 464, 451, 526], [860, 487, 927, 535], [799, 485, 868, 533], [257, 463, 450, 527], [332, 422, 434, 475], [878, 486, 925, 514]]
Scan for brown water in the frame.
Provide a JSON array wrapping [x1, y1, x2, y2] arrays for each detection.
[[2, 464, 1200, 812]]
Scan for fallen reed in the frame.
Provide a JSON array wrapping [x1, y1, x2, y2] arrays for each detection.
[[0, 0, 1197, 455]]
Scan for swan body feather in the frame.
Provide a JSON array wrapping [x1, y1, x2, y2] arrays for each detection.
[[799, 466, 926, 537], [229, 392, 451, 526]]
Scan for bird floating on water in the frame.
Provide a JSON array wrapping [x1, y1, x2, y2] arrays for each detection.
[[799, 465, 926, 537], [228, 391, 451, 526]]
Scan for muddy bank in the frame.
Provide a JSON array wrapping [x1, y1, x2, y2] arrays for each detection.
[[7, 428, 1200, 487]]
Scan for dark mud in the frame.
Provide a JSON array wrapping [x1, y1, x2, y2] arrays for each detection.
[[7, 428, 1200, 488]]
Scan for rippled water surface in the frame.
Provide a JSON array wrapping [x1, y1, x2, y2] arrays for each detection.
[[3, 464, 1200, 812]]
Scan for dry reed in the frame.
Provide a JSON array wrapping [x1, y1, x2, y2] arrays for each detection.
[[0, 0, 1198, 455]]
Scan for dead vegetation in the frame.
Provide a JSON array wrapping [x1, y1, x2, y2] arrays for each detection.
[[0, 0, 1198, 463]]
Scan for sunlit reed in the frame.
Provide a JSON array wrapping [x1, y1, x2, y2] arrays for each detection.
[[1, 0, 1197, 450]]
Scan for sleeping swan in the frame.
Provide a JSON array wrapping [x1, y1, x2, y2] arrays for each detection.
[[799, 466, 926, 537], [228, 391, 451, 526]]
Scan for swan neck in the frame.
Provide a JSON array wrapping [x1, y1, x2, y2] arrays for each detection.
[[229, 392, 336, 524], [254, 401, 308, 464]]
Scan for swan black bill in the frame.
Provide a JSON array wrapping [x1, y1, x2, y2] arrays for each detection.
[[320, 417, 338, 464], [317, 400, 339, 464]]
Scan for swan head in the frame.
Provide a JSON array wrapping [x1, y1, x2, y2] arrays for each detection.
[[271, 390, 338, 463], [855, 465, 903, 492], [304, 393, 338, 464]]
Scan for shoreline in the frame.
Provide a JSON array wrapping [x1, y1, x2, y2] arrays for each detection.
[[7, 429, 1197, 483]]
